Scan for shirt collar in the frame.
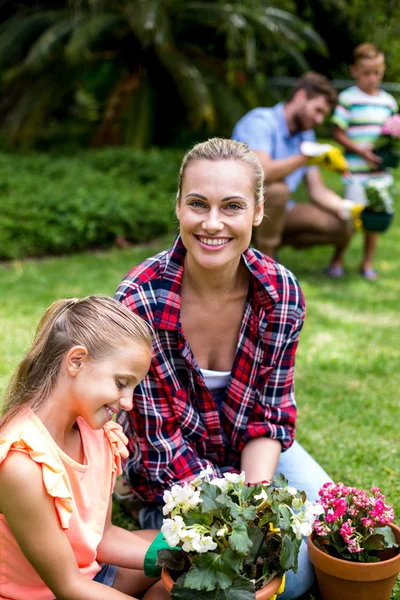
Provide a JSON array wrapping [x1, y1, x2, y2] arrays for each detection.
[[154, 236, 279, 330]]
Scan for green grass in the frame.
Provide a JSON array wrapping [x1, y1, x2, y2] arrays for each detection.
[[0, 172, 399, 598]]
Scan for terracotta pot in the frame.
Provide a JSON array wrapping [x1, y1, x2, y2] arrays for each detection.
[[161, 567, 283, 599], [307, 523, 400, 600]]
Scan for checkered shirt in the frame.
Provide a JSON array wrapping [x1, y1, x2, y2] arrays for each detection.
[[115, 236, 305, 503]]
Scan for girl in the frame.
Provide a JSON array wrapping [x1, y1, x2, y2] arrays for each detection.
[[114, 138, 331, 599], [0, 295, 169, 600]]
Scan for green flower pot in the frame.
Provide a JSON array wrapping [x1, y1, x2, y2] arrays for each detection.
[[361, 209, 394, 233], [374, 148, 400, 169]]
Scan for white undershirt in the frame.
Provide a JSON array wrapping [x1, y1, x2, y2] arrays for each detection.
[[200, 368, 230, 391]]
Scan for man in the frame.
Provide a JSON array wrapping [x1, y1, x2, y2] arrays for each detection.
[[232, 72, 353, 276]]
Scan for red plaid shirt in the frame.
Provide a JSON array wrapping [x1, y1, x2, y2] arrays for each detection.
[[115, 236, 305, 503]]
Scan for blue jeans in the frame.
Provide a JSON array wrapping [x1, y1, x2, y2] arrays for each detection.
[[139, 441, 331, 600], [275, 441, 331, 599], [54, 563, 118, 598]]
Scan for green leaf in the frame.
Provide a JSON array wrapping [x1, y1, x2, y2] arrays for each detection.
[[184, 549, 242, 590], [363, 534, 386, 551], [279, 505, 292, 531], [272, 473, 288, 488], [279, 534, 299, 572], [230, 519, 253, 554], [200, 483, 221, 513], [375, 527, 399, 548], [156, 548, 186, 571], [246, 526, 266, 562], [171, 573, 255, 600]]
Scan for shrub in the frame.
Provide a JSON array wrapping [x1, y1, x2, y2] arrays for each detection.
[[0, 148, 182, 259]]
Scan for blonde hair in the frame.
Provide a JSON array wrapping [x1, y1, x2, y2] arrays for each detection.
[[0, 295, 152, 431], [353, 43, 383, 64], [176, 137, 264, 206]]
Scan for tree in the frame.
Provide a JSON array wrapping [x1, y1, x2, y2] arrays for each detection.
[[0, 0, 327, 148]]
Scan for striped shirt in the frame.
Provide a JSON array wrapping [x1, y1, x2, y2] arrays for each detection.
[[332, 85, 398, 177], [115, 236, 305, 503]]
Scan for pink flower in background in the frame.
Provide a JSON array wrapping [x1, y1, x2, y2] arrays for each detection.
[[381, 114, 400, 138]]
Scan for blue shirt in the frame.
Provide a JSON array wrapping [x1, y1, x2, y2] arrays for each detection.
[[232, 102, 316, 192]]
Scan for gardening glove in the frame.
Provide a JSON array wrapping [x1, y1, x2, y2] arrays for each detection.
[[301, 141, 348, 174], [337, 199, 365, 222], [144, 531, 174, 578], [270, 573, 286, 600]]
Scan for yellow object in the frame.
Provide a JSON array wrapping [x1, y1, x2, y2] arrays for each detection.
[[351, 203, 365, 232], [270, 573, 286, 600], [308, 146, 348, 174]]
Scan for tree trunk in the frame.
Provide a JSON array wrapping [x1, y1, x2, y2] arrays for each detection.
[[91, 71, 142, 148]]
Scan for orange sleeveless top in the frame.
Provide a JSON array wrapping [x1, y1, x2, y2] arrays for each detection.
[[0, 409, 128, 599]]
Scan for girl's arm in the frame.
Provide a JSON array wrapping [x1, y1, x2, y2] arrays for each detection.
[[96, 497, 158, 568], [0, 451, 136, 600]]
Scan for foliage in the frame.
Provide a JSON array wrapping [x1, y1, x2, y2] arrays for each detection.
[[158, 470, 321, 598], [0, 0, 327, 148], [312, 482, 398, 562], [0, 148, 181, 259]]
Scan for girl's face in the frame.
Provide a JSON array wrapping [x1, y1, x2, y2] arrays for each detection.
[[67, 340, 151, 429], [176, 159, 263, 272]]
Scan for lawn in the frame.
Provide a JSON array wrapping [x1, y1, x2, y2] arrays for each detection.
[[0, 171, 399, 599]]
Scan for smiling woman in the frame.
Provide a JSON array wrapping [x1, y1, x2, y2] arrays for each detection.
[[114, 138, 332, 599]]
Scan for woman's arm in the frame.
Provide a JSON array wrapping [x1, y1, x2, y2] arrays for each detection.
[[241, 437, 281, 483], [0, 452, 135, 600]]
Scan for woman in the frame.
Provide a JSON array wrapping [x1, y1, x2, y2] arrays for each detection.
[[115, 138, 330, 599]]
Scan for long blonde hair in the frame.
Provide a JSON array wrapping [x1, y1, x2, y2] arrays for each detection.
[[176, 137, 265, 207], [0, 295, 152, 431]]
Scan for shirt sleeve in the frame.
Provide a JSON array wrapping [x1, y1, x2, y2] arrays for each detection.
[[390, 94, 399, 115], [331, 93, 350, 130], [232, 111, 274, 154], [241, 286, 306, 451]]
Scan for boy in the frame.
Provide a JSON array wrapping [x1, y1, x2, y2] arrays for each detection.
[[332, 43, 398, 279]]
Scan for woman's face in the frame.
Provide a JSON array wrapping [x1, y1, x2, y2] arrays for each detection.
[[176, 159, 263, 272]]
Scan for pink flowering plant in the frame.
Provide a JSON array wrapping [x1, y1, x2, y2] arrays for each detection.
[[312, 482, 399, 562], [374, 114, 400, 168], [157, 470, 322, 600]]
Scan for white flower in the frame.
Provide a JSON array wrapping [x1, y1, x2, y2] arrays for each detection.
[[216, 525, 228, 537], [199, 464, 214, 481], [303, 500, 324, 524], [285, 486, 297, 496], [292, 497, 304, 511], [210, 478, 229, 492], [181, 529, 202, 553], [224, 471, 246, 485], [291, 516, 312, 540], [161, 515, 185, 547], [163, 482, 202, 515], [254, 489, 269, 502], [188, 489, 202, 509], [199, 535, 218, 552]]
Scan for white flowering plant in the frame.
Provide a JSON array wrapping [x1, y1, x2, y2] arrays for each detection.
[[157, 470, 322, 600]]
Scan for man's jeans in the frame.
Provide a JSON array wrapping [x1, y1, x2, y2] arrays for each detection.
[[139, 441, 331, 600]]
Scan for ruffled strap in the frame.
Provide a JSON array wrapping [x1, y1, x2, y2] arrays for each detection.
[[103, 421, 129, 490], [0, 422, 73, 530]]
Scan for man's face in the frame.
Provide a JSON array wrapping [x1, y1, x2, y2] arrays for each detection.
[[294, 92, 332, 131]]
